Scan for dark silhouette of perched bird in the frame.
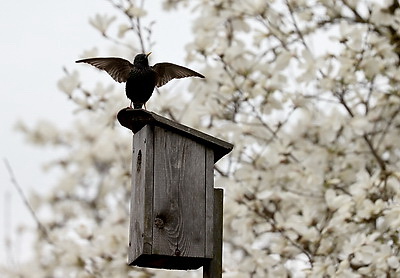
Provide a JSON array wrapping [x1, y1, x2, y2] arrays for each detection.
[[76, 52, 205, 109]]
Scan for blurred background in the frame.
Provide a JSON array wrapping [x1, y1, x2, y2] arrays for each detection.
[[0, 0, 192, 263]]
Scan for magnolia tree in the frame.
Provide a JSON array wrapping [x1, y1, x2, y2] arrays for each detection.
[[3, 0, 400, 277]]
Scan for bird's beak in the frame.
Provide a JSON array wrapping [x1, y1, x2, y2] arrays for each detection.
[[146, 52, 152, 58]]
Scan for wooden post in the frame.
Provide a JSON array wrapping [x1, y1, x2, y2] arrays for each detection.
[[203, 188, 223, 278], [117, 108, 232, 273]]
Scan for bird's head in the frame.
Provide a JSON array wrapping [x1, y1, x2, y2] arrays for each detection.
[[134, 52, 151, 67]]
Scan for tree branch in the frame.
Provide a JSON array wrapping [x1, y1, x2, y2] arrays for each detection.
[[3, 159, 51, 241], [336, 93, 387, 171], [285, 0, 311, 52]]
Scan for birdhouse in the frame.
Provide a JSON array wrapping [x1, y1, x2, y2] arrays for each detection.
[[117, 108, 233, 271]]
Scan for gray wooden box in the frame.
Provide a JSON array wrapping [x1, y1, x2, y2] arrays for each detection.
[[117, 109, 233, 270]]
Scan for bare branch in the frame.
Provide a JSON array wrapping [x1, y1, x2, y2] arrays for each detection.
[[3, 159, 51, 242], [336, 92, 387, 172], [285, 0, 311, 52]]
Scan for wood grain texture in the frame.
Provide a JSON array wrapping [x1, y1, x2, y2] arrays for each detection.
[[123, 112, 233, 269], [128, 125, 154, 264], [205, 148, 215, 258], [153, 126, 208, 258]]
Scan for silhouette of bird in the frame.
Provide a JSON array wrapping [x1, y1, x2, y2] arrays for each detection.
[[76, 52, 205, 109]]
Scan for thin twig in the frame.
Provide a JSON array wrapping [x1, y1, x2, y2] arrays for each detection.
[[3, 159, 51, 241], [286, 0, 311, 52], [3, 191, 15, 266], [214, 164, 229, 177], [336, 93, 387, 171], [136, 0, 146, 53], [376, 106, 400, 150]]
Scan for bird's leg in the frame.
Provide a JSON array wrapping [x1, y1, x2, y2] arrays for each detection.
[[129, 101, 132, 108], [144, 103, 147, 110]]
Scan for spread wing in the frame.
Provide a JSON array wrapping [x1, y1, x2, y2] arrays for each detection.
[[152, 63, 205, 87], [76, 57, 133, 83]]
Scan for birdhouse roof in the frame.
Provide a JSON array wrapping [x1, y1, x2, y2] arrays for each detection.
[[117, 108, 233, 163]]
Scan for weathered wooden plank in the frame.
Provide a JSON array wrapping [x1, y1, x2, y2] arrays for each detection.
[[142, 126, 155, 255], [152, 126, 206, 258], [128, 125, 154, 264], [205, 148, 214, 258], [179, 137, 206, 258], [203, 188, 224, 278], [128, 130, 144, 263]]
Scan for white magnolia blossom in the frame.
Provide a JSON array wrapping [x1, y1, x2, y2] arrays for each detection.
[[126, 5, 147, 18], [89, 14, 116, 35], [118, 24, 131, 38], [80, 47, 99, 58], [57, 70, 80, 97]]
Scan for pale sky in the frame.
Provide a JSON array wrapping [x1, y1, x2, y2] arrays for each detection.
[[0, 0, 192, 263]]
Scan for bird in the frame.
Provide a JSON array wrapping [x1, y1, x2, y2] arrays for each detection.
[[76, 52, 205, 109]]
